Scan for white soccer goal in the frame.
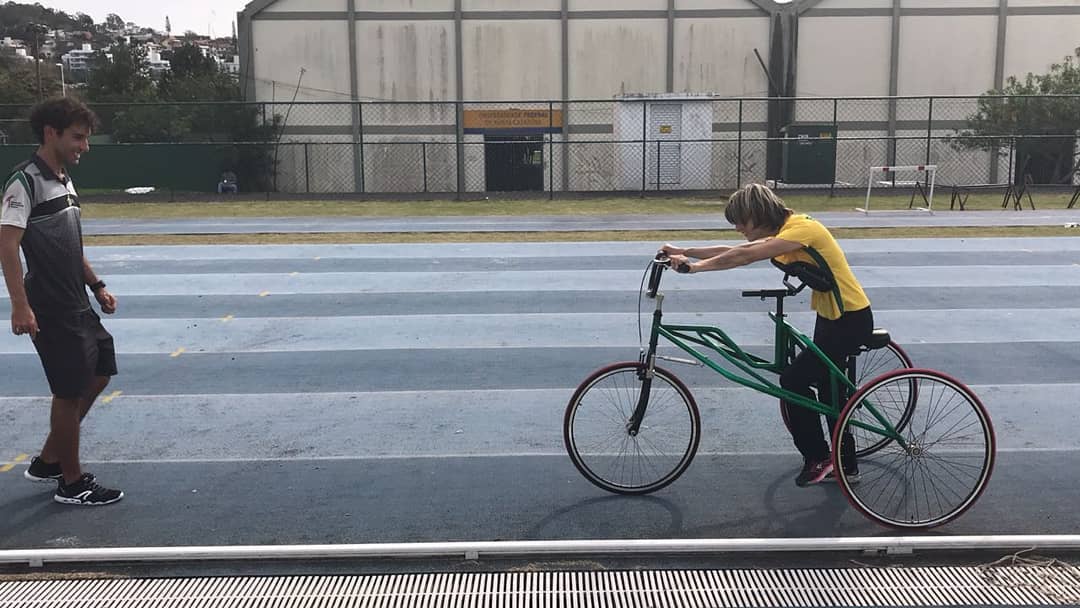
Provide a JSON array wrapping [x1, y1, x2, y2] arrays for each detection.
[[857, 164, 938, 214]]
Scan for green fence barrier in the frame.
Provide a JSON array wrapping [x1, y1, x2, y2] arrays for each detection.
[[1, 144, 270, 193]]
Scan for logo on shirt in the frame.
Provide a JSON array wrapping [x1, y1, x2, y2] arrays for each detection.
[[2, 193, 21, 209]]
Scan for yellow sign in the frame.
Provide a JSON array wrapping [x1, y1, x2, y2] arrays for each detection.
[[463, 109, 563, 132], [659, 125, 672, 134]]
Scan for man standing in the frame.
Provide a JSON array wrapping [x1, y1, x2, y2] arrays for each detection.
[[0, 97, 123, 505]]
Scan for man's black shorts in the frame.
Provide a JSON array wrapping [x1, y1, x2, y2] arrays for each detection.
[[31, 309, 117, 399]]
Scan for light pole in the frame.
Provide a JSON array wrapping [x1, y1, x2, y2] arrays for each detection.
[[56, 62, 65, 96]]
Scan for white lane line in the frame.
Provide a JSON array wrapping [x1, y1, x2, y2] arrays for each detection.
[[53, 266, 1080, 296], [70, 447, 1080, 465], [3, 309, 1077, 354], [0, 382, 1074, 401]]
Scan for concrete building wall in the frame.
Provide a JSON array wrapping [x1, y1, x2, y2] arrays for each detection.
[[570, 0, 665, 10], [356, 21, 456, 100], [568, 20, 667, 99], [1004, 13, 1080, 81], [240, 0, 1080, 193], [262, 0, 344, 11], [466, 0, 561, 9], [897, 15, 997, 96], [673, 17, 771, 96], [356, 0, 453, 10], [796, 16, 892, 97], [462, 21, 560, 100], [246, 0, 1080, 104], [250, 20, 352, 104]]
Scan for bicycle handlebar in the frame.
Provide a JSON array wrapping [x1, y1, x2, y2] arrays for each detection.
[[649, 253, 801, 300], [647, 254, 689, 298], [646, 255, 669, 298]]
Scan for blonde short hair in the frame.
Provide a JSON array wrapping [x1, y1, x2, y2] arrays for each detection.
[[724, 184, 793, 233]]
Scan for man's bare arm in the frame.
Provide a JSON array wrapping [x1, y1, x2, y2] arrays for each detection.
[[0, 225, 37, 336], [0, 225, 28, 307]]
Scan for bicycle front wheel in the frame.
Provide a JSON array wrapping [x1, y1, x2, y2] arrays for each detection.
[[834, 368, 995, 529], [564, 362, 701, 495]]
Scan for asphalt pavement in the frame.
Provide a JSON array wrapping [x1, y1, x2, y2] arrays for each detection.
[[1, 238, 1079, 551]]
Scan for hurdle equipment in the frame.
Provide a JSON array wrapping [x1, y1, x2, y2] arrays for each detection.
[[858, 164, 937, 213]]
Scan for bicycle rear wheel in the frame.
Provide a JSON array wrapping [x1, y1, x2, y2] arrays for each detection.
[[564, 362, 701, 495], [833, 368, 995, 529]]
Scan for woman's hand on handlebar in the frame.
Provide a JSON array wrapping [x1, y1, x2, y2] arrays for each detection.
[[659, 243, 686, 256], [666, 253, 694, 274]]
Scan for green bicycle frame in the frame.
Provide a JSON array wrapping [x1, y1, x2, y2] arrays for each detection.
[[637, 290, 906, 446]]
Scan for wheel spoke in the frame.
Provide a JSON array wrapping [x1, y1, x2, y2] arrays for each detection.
[[850, 343, 914, 458]]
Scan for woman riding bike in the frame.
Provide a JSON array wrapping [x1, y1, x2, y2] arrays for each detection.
[[662, 183, 873, 487]]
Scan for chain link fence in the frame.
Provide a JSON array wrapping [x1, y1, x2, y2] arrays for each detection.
[[0, 96, 1077, 196]]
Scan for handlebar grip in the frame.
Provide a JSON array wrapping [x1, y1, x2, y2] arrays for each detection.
[[646, 259, 665, 298]]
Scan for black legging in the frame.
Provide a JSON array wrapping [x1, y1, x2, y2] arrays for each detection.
[[780, 306, 874, 462]]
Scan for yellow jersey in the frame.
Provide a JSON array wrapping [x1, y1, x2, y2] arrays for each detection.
[[772, 214, 870, 320]]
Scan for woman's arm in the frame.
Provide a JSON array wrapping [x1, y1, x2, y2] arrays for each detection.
[[686, 237, 803, 272]]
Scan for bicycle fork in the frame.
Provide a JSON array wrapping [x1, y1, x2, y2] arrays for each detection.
[[628, 295, 665, 436]]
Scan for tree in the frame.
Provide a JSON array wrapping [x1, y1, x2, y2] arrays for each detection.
[[953, 47, 1080, 185], [0, 2, 80, 37], [0, 53, 61, 105], [74, 12, 94, 32], [105, 13, 124, 31], [85, 40, 155, 103], [167, 43, 216, 78]]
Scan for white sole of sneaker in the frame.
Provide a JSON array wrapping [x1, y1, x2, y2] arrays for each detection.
[[54, 492, 124, 506], [24, 470, 60, 483]]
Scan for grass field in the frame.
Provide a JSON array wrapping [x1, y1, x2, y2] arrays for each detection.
[[77, 192, 1079, 244], [82, 192, 1077, 219]]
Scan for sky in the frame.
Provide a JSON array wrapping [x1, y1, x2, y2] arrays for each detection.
[[37, 1, 250, 38]]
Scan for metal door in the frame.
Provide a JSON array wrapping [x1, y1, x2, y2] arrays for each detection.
[[648, 103, 682, 188]]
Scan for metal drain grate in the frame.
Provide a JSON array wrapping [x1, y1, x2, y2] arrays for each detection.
[[2, 566, 1080, 607]]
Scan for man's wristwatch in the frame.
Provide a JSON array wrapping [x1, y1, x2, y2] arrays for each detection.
[[89, 280, 106, 292]]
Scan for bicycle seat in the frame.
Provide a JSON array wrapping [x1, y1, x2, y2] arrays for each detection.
[[863, 328, 891, 350]]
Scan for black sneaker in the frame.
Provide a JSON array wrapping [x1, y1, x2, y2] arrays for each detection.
[[24, 457, 95, 484], [24, 457, 62, 483], [795, 459, 834, 487], [54, 474, 124, 506], [824, 467, 861, 484]]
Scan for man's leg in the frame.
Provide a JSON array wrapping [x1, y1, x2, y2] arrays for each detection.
[[78, 375, 110, 421], [42, 396, 83, 484], [39, 375, 109, 474], [48, 373, 124, 504]]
